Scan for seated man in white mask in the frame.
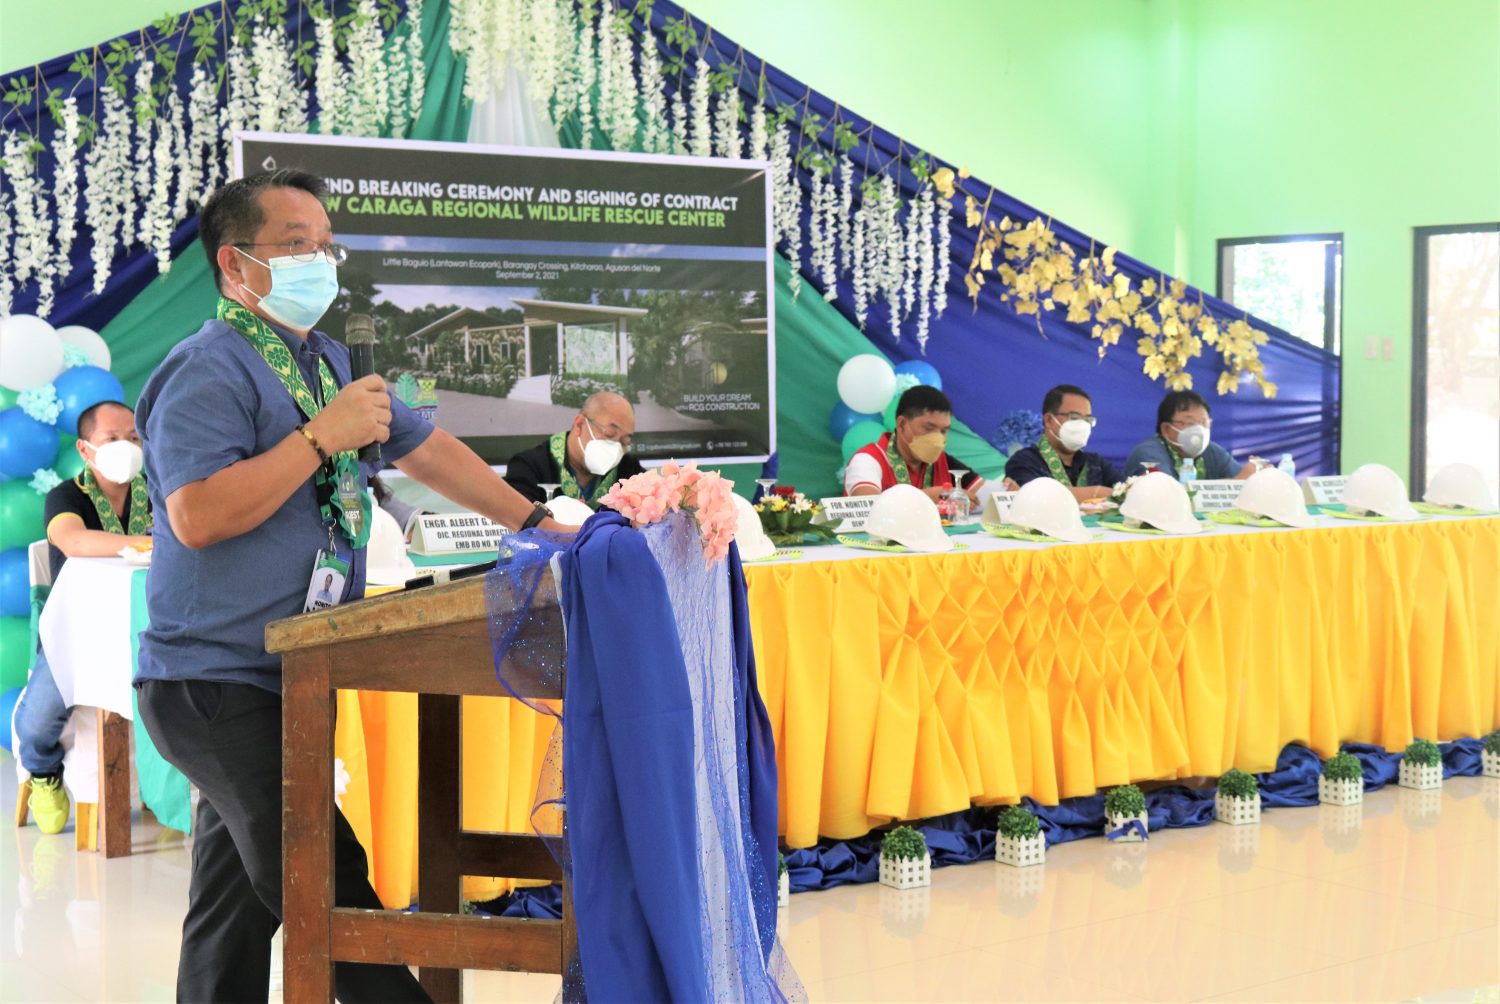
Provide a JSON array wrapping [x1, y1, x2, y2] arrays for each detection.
[[1004, 383, 1123, 502], [16, 400, 152, 835], [504, 391, 644, 509], [1124, 390, 1254, 481]]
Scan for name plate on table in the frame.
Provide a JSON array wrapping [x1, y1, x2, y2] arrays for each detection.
[[409, 512, 506, 556], [1301, 475, 1348, 507], [980, 491, 1017, 524], [818, 495, 878, 532], [1190, 480, 1244, 512]]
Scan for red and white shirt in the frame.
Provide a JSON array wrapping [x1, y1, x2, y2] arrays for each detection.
[[844, 432, 957, 495]]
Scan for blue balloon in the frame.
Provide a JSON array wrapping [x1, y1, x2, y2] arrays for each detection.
[[828, 402, 881, 442], [54, 365, 125, 436], [0, 687, 20, 751], [0, 408, 59, 479], [894, 360, 943, 390], [0, 547, 28, 619]]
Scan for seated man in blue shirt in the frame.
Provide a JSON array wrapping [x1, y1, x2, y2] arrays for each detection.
[[1003, 384, 1124, 502], [134, 169, 568, 1004], [1123, 390, 1256, 481]]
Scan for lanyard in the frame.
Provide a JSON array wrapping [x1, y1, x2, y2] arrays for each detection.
[[217, 297, 370, 548]]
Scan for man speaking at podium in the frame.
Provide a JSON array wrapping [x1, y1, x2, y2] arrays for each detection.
[[133, 169, 563, 1003]]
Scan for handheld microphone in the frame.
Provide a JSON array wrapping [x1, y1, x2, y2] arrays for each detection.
[[345, 314, 382, 464]]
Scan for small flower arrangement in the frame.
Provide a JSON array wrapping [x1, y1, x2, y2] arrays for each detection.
[[1323, 752, 1363, 782], [1108, 475, 1142, 505], [1403, 738, 1441, 767], [1217, 769, 1258, 801], [601, 461, 738, 566], [1103, 784, 1146, 819], [754, 486, 836, 546]]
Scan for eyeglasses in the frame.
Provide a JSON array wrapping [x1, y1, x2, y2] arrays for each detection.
[[585, 416, 633, 449], [1052, 411, 1097, 427], [1170, 417, 1212, 429], [235, 239, 349, 266]]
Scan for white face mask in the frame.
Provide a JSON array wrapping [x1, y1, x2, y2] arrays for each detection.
[[1056, 417, 1093, 453], [578, 417, 625, 476], [88, 440, 144, 485], [1173, 423, 1211, 458]]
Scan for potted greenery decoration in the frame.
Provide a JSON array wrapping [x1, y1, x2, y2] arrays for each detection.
[[1398, 738, 1443, 790], [1103, 784, 1148, 843], [878, 825, 931, 889], [1481, 731, 1500, 779], [1319, 751, 1364, 805], [777, 852, 789, 909], [994, 806, 1046, 867], [1214, 768, 1262, 826]]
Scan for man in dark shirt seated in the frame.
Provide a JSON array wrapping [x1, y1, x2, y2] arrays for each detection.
[[17, 400, 152, 835], [505, 391, 645, 509], [1124, 389, 1256, 480], [1004, 383, 1124, 503]]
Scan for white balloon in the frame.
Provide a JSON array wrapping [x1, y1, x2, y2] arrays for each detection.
[[836, 354, 897, 415], [0, 314, 65, 391], [53, 325, 112, 371]]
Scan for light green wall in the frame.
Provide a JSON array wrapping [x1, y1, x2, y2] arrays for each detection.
[[10, 0, 1499, 474], [0, 1, 206, 73], [686, 0, 1500, 475]]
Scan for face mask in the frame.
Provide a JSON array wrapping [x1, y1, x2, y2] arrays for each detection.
[[1173, 423, 1211, 458], [235, 248, 339, 330], [88, 440, 144, 484], [1056, 418, 1093, 452], [907, 430, 947, 465], [579, 418, 625, 476]]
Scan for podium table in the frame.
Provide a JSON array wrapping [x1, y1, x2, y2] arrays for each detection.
[[267, 571, 575, 1003]]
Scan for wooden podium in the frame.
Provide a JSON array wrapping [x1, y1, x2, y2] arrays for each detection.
[[267, 570, 576, 1003]]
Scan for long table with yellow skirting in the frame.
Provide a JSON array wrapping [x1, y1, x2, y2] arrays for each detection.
[[334, 513, 1500, 908]]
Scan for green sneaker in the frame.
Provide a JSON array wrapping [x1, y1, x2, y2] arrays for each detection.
[[28, 775, 70, 835]]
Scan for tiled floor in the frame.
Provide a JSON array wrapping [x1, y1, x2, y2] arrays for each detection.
[[3, 767, 1496, 1002]]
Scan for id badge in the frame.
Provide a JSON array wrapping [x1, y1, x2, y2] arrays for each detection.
[[304, 549, 351, 613]]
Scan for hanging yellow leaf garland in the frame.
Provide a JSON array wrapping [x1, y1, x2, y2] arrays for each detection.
[[960, 204, 1277, 398]]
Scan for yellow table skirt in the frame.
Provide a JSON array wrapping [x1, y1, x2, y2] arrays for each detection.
[[337, 518, 1499, 907]]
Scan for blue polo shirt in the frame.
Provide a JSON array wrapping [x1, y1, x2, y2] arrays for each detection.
[[134, 316, 433, 693], [1005, 445, 1123, 489], [1124, 437, 1239, 480]]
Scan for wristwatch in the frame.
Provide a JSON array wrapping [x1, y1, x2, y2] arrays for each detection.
[[521, 503, 549, 531]]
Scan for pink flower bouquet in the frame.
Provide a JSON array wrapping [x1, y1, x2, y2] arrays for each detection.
[[601, 461, 739, 566]]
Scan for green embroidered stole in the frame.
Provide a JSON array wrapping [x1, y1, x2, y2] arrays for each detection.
[[78, 468, 152, 535], [884, 435, 934, 488], [1037, 435, 1088, 487], [217, 298, 370, 547], [549, 432, 621, 509], [1158, 434, 1208, 480]]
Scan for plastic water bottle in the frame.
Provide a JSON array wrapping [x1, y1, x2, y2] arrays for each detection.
[[1278, 453, 1296, 479], [1178, 456, 1197, 488]]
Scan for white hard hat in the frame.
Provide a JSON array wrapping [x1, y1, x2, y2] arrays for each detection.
[[1425, 462, 1495, 511], [730, 492, 777, 561], [864, 484, 954, 553], [545, 495, 596, 527], [1341, 463, 1419, 520], [366, 502, 418, 587], [1004, 477, 1091, 544], [1236, 468, 1313, 528], [1120, 471, 1203, 534]]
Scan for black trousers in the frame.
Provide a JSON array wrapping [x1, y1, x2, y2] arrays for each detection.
[[138, 679, 430, 1004]]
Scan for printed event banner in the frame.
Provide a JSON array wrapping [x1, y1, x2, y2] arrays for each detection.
[[234, 133, 775, 465]]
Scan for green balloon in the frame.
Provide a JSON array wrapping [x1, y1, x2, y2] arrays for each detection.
[[841, 420, 887, 463], [0, 387, 17, 411], [0, 479, 46, 550], [0, 615, 31, 690], [883, 396, 900, 431], [53, 433, 85, 480]]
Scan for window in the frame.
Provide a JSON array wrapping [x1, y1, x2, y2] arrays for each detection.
[[1218, 234, 1343, 353], [1411, 224, 1499, 504]]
